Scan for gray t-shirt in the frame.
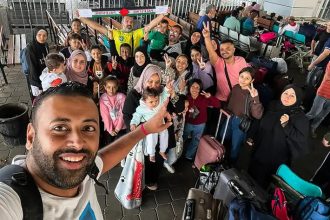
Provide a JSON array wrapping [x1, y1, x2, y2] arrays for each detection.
[[0, 155, 104, 220]]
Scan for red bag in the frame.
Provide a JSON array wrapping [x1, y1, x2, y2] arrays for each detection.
[[260, 32, 277, 43], [255, 67, 268, 84], [272, 187, 292, 220]]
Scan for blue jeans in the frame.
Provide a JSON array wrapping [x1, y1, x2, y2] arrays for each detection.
[[183, 123, 205, 160], [217, 116, 246, 161], [306, 95, 330, 133]]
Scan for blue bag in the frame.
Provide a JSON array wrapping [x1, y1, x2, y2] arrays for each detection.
[[295, 197, 330, 220], [228, 198, 276, 220]]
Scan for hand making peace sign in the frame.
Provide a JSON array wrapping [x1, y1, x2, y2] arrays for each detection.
[[202, 22, 211, 39], [197, 56, 206, 70], [111, 56, 117, 70], [200, 90, 211, 98], [247, 80, 258, 98]]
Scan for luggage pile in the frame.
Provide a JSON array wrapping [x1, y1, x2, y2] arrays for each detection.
[[182, 110, 330, 220]]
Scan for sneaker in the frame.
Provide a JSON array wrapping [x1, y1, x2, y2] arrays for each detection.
[[120, 159, 125, 168], [146, 184, 158, 191], [163, 162, 175, 173]]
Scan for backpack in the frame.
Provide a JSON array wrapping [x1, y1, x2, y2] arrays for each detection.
[[272, 187, 292, 220], [228, 197, 276, 220], [306, 66, 325, 88], [20, 45, 30, 76], [0, 165, 43, 219], [295, 197, 330, 220], [0, 162, 105, 219]]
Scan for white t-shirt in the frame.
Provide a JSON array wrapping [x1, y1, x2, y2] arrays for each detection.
[[0, 155, 104, 220]]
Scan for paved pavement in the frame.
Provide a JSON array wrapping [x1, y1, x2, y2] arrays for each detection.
[[0, 64, 329, 220]]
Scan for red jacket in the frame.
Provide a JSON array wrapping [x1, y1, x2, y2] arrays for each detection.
[[185, 95, 220, 125]]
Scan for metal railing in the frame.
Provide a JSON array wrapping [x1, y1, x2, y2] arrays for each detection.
[[7, 0, 259, 36]]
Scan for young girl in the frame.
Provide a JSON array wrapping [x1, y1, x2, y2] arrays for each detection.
[[99, 76, 126, 145], [130, 85, 172, 162], [183, 79, 220, 161], [220, 67, 264, 163], [164, 54, 191, 94]]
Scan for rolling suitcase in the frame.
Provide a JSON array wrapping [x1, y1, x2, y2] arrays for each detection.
[[213, 168, 269, 210], [182, 188, 227, 220], [194, 109, 230, 170]]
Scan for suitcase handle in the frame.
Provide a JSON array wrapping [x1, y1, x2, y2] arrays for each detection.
[[215, 109, 231, 145]]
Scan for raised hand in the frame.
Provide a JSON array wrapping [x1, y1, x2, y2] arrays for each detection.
[[197, 56, 206, 70], [247, 81, 258, 98], [111, 56, 117, 70], [201, 90, 211, 98], [202, 22, 211, 39], [144, 29, 149, 41], [165, 79, 174, 94], [80, 39, 87, 50], [280, 114, 289, 126], [107, 28, 113, 40], [143, 99, 172, 134], [164, 53, 172, 69]]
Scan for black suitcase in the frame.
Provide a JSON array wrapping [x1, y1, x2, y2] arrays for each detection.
[[213, 168, 269, 210]]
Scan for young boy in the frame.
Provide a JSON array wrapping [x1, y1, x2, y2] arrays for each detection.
[[68, 18, 91, 48], [147, 19, 169, 58], [39, 53, 67, 91], [130, 87, 171, 162], [87, 45, 110, 98], [107, 42, 134, 93], [60, 33, 91, 61]]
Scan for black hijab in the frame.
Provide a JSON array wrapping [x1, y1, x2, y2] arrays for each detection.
[[32, 27, 49, 57], [132, 46, 150, 77], [269, 84, 303, 115]]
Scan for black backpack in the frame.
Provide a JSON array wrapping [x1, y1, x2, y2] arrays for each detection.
[[0, 165, 43, 220], [0, 163, 106, 219]]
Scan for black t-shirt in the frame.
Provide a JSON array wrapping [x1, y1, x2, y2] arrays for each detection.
[[314, 31, 330, 56]]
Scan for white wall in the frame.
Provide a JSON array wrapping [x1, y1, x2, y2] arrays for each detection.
[[263, 0, 293, 17]]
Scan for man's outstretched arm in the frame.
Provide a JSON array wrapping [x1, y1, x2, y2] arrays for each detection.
[[80, 17, 108, 35], [98, 99, 172, 174]]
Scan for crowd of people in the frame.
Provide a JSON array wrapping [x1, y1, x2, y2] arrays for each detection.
[[1, 2, 330, 218]]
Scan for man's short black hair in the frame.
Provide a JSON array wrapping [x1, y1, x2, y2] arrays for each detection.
[[220, 39, 234, 45], [120, 43, 132, 51], [251, 1, 257, 6], [142, 87, 161, 101], [31, 82, 93, 125], [68, 32, 82, 41], [71, 18, 81, 24], [90, 45, 102, 51], [160, 19, 169, 25], [231, 9, 239, 18]]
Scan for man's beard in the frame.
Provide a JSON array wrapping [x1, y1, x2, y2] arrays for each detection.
[[31, 135, 96, 189], [122, 26, 133, 32]]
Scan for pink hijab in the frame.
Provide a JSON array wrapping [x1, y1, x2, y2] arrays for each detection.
[[134, 64, 162, 94], [65, 50, 88, 85]]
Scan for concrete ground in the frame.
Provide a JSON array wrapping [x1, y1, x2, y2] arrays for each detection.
[[0, 62, 328, 219]]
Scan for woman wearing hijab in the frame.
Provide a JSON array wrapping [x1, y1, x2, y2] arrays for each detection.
[[65, 50, 92, 90], [26, 27, 49, 98], [123, 64, 185, 190], [127, 46, 151, 92], [249, 85, 310, 188]]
